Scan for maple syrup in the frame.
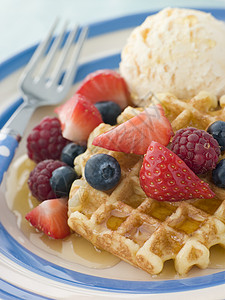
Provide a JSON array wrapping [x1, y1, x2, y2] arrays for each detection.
[[6, 155, 120, 269], [5, 154, 225, 278]]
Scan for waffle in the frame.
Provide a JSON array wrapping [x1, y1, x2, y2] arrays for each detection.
[[152, 91, 225, 132], [68, 91, 225, 275]]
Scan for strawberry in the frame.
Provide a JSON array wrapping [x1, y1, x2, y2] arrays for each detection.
[[139, 141, 215, 201], [25, 198, 70, 239], [55, 94, 103, 144], [92, 104, 173, 155], [75, 69, 130, 109]]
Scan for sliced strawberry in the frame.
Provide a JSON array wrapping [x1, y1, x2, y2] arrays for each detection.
[[139, 141, 215, 201], [55, 94, 103, 144], [25, 198, 70, 239], [92, 104, 173, 155], [75, 69, 130, 109]]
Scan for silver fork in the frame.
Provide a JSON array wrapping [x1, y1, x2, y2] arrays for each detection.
[[0, 20, 88, 184]]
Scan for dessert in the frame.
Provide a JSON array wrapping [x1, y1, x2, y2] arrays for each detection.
[[92, 104, 173, 155], [26, 116, 70, 163], [94, 101, 122, 125], [207, 121, 225, 151], [212, 158, 225, 188], [68, 91, 225, 275], [119, 8, 225, 106], [139, 141, 215, 201], [7, 8, 225, 278], [55, 93, 103, 144], [23, 69, 131, 241], [151, 91, 225, 132], [75, 69, 130, 109], [28, 159, 66, 201], [84, 153, 122, 191], [170, 127, 220, 174], [25, 198, 70, 239]]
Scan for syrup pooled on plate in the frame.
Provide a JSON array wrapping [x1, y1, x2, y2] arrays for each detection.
[[5, 154, 225, 279], [6, 154, 120, 269]]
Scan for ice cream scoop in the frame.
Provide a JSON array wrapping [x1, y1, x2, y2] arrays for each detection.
[[119, 8, 225, 106]]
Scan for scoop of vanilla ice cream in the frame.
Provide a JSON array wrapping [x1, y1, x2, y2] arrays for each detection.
[[119, 8, 225, 106]]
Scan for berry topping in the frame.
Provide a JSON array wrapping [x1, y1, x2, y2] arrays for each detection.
[[95, 101, 122, 125], [92, 104, 173, 155], [212, 159, 225, 188], [139, 141, 215, 201], [61, 143, 87, 167], [50, 166, 78, 197], [75, 69, 130, 109], [84, 153, 121, 191], [207, 121, 225, 151], [55, 94, 103, 144], [170, 127, 220, 174], [27, 117, 69, 163], [28, 159, 66, 201], [25, 198, 70, 239]]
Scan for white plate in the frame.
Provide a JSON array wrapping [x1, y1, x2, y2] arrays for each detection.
[[1, 9, 225, 300]]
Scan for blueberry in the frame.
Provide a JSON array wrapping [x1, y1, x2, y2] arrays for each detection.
[[84, 153, 121, 191], [94, 101, 121, 125], [212, 159, 225, 188], [61, 143, 86, 167], [207, 121, 225, 151], [50, 166, 78, 197]]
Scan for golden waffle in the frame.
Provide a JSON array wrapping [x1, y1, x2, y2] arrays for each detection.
[[68, 91, 225, 275], [152, 91, 225, 132]]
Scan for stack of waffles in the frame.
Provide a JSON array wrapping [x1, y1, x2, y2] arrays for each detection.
[[68, 91, 225, 275]]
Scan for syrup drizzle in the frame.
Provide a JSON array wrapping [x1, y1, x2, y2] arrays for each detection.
[[5, 154, 225, 278], [6, 155, 120, 269]]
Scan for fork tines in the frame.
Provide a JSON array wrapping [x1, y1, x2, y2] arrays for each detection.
[[23, 20, 88, 90]]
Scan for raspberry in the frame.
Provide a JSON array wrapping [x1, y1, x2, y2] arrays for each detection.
[[170, 127, 221, 174], [27, 117, 69, 163], [28, 159, 66, 201]]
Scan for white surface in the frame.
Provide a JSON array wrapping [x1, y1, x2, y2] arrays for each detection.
[[0, 0, 225, 62]]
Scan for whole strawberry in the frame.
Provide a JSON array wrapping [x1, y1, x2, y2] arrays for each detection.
[[27, 117, 69, 163], [139, 141, 215, 201], [170, 127, 220, 174]]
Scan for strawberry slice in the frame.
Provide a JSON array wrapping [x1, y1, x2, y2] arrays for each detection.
[[92, 104, 173, 155], [75, 69, 130, 109], [139, 141, 215, 201], [55, 94, 103, 144], [25, 198, 70, 239]]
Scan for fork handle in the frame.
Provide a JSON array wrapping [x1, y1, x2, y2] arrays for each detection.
[[0, 130, 20, 183], [0, 101, 36, 184]]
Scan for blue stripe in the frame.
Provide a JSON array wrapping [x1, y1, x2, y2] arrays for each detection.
[[86, 7, 225, 38], [75, 53, 121, 82], [1, 222, 225, 294], [0, 8, 224, 81], [0, 279, 52, 300], [0, 8, 225, 297], [1, 50, 225, 294]]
